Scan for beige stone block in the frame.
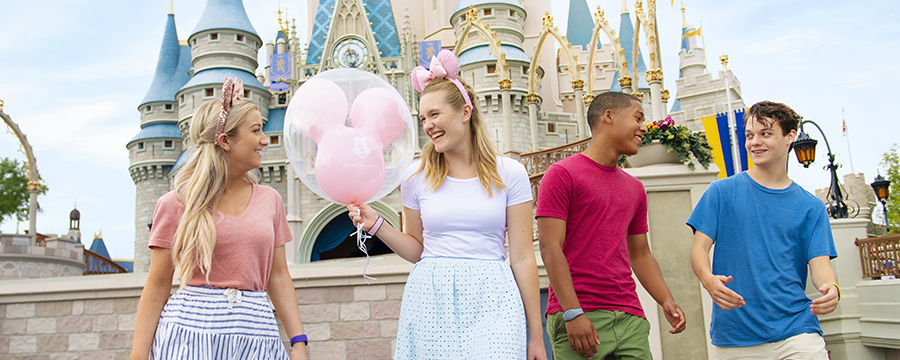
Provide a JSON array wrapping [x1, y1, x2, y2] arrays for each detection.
[[296, 288, 323, 304], [114, 350, 131, 360], [340, 304, 369, 321], [323, 287, 354, 303], [331, 322, 363, 340], [363, 321, 379, 338], [26, 318, 56, 334], [2, 319, 26, 335], [0, 336, 6, 353], [84, 300, 114, 315], [92, 315, 117, 332], [99, 333, 129, 350], [347, 339, 392, 360], [6, 304, 34, 319], [56, 317, 91, 333], [34, 302, 71, 318], [36, 334, 67, 353], [68, 333, 99, 351], [79, 351, 115, 360], [21, 355, 49, 360], [379, 320, 398, 338], [117, 314, 135, 332], [354, 285, 385, 301], [308, 340, 346, 360], [9, 335, 36, 353], [371, 301, 401, 320], [0, 305, 5, 319], [71, 301, 83, 316], [113, 299, 136, 314], [298, 304, 339, 323], [304, 323, 330, 341], [49, 354, 79, 360], [385, 284, 404, 300]]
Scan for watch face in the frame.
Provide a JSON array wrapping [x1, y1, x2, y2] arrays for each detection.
[[332, 38, 369, 68]]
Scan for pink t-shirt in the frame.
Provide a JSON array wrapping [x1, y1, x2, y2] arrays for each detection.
[[148, 183, 292, 291], [536, 154, 648, 318]]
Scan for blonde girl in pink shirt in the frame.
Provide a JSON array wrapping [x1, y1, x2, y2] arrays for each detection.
[[132, 79, 307, 360]]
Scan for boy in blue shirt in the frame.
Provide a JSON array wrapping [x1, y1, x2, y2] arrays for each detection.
[[688, 101, 840, 359]]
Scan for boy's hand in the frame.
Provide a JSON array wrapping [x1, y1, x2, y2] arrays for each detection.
[[703, 275, 745, 310], [565, 315, 599, 358], [661, 301, 686, 334], [811, 283, 839, 315]]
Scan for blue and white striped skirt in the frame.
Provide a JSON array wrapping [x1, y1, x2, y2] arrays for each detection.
[[151, 286, 289, 360], [395, 257, 527, 359]]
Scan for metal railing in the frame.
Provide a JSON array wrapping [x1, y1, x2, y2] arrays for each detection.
[[83, 248, 127, 275], [855, 234, 900, 279], [519, 138, 590, 175]]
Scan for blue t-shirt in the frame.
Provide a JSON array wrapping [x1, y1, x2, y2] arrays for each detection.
[[686, 172, 837, 347]]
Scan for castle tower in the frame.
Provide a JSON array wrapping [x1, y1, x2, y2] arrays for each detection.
[[669, 8, 746, 130], [451, 0, 533, 153], [128, 9, 191, 272], [67, 205, 81, 244], [609, 4, 650, 98]]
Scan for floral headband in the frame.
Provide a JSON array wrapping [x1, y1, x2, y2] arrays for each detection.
[[215, 77, 244, 147], [410, 49, 471, 107]]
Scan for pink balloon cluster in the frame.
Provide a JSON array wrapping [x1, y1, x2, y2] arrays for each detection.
[[291, 78, 406, 205]]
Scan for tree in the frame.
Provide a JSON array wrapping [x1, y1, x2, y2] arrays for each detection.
[[879, 144, 900, 232], [0, 157, 48, 228]]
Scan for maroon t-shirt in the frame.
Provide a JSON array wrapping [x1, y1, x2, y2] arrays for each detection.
[[536, 154, 648, 318]]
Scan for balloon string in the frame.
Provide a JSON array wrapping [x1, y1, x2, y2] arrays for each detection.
[[351, 208, 377, 284]]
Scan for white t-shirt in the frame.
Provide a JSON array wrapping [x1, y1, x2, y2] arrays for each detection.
[[401, 156, 533, 260]]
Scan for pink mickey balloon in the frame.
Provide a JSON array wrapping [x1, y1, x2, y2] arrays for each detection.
[[288, 78, 347, 142], [350, 87, 406, 146], [314, 127, 385, 205]]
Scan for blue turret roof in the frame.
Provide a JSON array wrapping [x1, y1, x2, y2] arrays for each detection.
[[129, 123, 182, 144], [670, 99, 681, 112], [458, 45, 530, 66], [275, 30, 290, 52], [192, 0, 258, 37], [306, 0, 402, 65], [89, 237, 111, 260], [610, 11, 649, 90], [141, 14, 192, 105], [168, 149, 189, 176], [263, 108, 285, 133], [454, 0, 524, 13], [180, 68, 266, 91], [566, 0, 599, 50]]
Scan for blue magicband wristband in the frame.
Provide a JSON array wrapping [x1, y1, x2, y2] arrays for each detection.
[[290, 334, 308, 346]]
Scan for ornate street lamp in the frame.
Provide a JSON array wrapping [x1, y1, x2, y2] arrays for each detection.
[[871, 172, 891, 234], [792, 120, 849, 219]]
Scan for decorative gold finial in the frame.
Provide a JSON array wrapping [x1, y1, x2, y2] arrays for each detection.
[[661, 89, 670, 101], [632, 92, 644, 102], [542, 12, 553, 27], [622, 0, 629, 14], [720, 54, 729, 65], [466, 5, 477, 22], [169, 0, 173, 15], [681, 1, 687, 28]]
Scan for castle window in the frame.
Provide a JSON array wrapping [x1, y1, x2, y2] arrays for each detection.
[[205, 88, 214, 97], [163, 140, 174, 149], [137, 142, 145, 150], [244, 90, 250, 99], [269, 136, 280, 145], [145, 105, 151, 112], [236, 34, 245, 43], [278, 93, 287, 105], [523, 66, 529, 74], [483, 8, 492, 16], [191, 39, 197, 46], [487, 64, 496, 74], [547, 122, 557, 133], [179, 94, 185, 106], [210, 33, 219, 41], [164, 104, 173, 111]]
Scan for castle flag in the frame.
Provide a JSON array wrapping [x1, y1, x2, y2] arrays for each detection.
[[701, 108, 754, 179], [269, 53, 291, 93], [683, 27, 701, 38], [419, 40, 441, 68]]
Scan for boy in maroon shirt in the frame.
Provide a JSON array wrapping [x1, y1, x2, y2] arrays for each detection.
[[537, 92, 686, 359]]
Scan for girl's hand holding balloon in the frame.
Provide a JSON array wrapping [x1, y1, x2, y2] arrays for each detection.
[[347, 203, 379, 232]]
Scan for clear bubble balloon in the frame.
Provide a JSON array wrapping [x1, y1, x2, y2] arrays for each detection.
[[283, 68, 416, 205]]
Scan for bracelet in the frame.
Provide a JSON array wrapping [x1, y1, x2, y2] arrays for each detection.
[[290, 334, 308, 346], [828, 283, 841, 301], [369, 215, 385, 235]]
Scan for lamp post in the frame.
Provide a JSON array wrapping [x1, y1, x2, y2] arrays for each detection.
[[791, 119, 849, 219], [871, 172, 891, 234]]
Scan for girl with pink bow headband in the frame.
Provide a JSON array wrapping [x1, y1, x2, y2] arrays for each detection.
[[348, 49, 547, 359]]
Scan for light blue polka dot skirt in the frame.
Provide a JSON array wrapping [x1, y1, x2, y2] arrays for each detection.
[[395, 257, 527, 359]]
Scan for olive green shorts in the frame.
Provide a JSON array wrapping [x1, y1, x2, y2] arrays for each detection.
[[546, 309, 652, 360]]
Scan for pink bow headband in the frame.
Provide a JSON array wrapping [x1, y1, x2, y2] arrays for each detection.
[[410, 49, 471, 107], [215, 77, 245, 147]]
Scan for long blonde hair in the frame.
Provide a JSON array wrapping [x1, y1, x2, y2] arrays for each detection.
[[171, 99, 259, 287], [413, 78, 505, 196]]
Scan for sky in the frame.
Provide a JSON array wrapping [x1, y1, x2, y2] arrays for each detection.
[[1, 0, 898, 260]]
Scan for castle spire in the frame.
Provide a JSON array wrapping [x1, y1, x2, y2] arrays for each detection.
[[566, 0, 596, 49], [169, 0, 174, 15], [681, 1, 687, 28]]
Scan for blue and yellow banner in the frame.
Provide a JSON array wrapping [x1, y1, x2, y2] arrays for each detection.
[[270, 53, 291, 82], [700, 108, 753, 179], [419, 40, 441, 68]]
